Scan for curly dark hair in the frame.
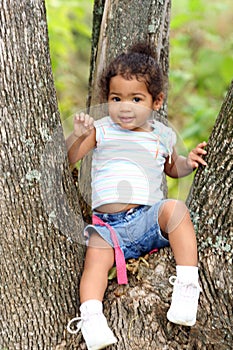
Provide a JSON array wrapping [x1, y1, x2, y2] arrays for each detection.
[[99, 42, 164, 102]]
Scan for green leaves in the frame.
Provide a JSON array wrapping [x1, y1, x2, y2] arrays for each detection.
[[168, 0, 232, 198], [170, 0, 233, 146], [45, 0, 94, 117]]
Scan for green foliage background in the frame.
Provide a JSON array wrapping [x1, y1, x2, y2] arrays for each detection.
[[45, 0, 233, 199], [46, 0, 93, 115]]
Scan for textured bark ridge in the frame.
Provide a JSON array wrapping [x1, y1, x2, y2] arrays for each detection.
[[0, 1, 84, 348], [187, 80, 233, 348]]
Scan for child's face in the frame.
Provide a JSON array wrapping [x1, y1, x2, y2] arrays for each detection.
[[108, 75, 162, 132]]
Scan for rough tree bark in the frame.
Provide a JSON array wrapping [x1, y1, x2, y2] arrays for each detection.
[[186, 81, 233, 348], [0, 1, 85, 349]]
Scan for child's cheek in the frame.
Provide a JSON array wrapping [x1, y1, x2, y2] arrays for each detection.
[[108, 103, 119, 117]]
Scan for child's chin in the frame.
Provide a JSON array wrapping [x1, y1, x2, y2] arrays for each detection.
[[120, 123, 136, 130]]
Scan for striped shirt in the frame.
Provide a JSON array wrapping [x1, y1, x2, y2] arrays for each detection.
[[91, 116, 176, 209]]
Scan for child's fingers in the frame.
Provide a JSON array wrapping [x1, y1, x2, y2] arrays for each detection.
[[74, 113, 80, 124], [196, 147, 207, 156], [74, 113, 94, 127], [188, 141, 208, 168], [197, 141, 207, 150], [75, 112, 85, 122], [192, 142, 207, 156], [189, 152, 207, 167], [84, 114, 94, 128], [195, 155, 207, 166]]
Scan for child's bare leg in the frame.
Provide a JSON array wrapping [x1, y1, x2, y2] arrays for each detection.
[[80, 233, 115, 303], [67, 233, 117, 348], [158, 200, 201, 326], [158, 200, 197, 266]]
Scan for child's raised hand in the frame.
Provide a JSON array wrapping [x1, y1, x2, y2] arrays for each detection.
[[73, 112, 94, 138], [187, 141, 208, 169]]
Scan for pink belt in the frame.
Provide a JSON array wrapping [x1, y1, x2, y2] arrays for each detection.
[[92, 215, 128, 285]]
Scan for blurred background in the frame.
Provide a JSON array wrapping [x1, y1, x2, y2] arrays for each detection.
[[45, 0, 233, 199]]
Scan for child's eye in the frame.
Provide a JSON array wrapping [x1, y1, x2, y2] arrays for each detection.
[[112, 97, 121, 102], [133, 97, 141, 103]]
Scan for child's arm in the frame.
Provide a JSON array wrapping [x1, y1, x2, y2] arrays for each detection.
[[164, 141, 207, 178], [66, 113, 96, 164]]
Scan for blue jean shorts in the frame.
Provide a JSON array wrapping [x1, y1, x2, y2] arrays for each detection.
[[84, 202, 170, 260]]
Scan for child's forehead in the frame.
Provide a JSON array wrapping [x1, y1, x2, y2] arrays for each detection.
[[109, 75, 148, 92]]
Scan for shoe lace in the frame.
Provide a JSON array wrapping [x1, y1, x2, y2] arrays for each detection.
[[67, 316, 83, 334], [67, 312, 104, 335]]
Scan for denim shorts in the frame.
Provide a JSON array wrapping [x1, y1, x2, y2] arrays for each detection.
[[84, 202, 170, 260]]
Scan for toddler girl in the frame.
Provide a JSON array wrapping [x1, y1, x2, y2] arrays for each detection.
[[66, 43, 207, 350]]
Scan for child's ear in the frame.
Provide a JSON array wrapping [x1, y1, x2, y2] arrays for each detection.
[[153, 92, 164, 111]]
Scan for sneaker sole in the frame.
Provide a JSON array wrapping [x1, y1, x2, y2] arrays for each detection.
[[167, 312, 196, 327]]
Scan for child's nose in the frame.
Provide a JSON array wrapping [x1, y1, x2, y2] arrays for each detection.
[[119, 101, 132, 112]]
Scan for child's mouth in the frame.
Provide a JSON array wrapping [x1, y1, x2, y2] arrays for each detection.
[[119, 117, 135, 123]]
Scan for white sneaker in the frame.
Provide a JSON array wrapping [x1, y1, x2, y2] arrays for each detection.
[[67, 300, 117, 350], [167, 276, 201, 326]]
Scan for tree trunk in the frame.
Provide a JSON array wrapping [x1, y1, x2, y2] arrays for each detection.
[[0, 1, 84, 348], [186, 80, 233, 348]]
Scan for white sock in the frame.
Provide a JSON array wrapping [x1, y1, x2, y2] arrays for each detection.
[[80, 299, 103, 316], [176, 265, 199, 284]]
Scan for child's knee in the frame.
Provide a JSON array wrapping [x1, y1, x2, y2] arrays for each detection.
[[159, 200, 190, 233], [159, 199, 188, 217], [85, 234, 114, 270]]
